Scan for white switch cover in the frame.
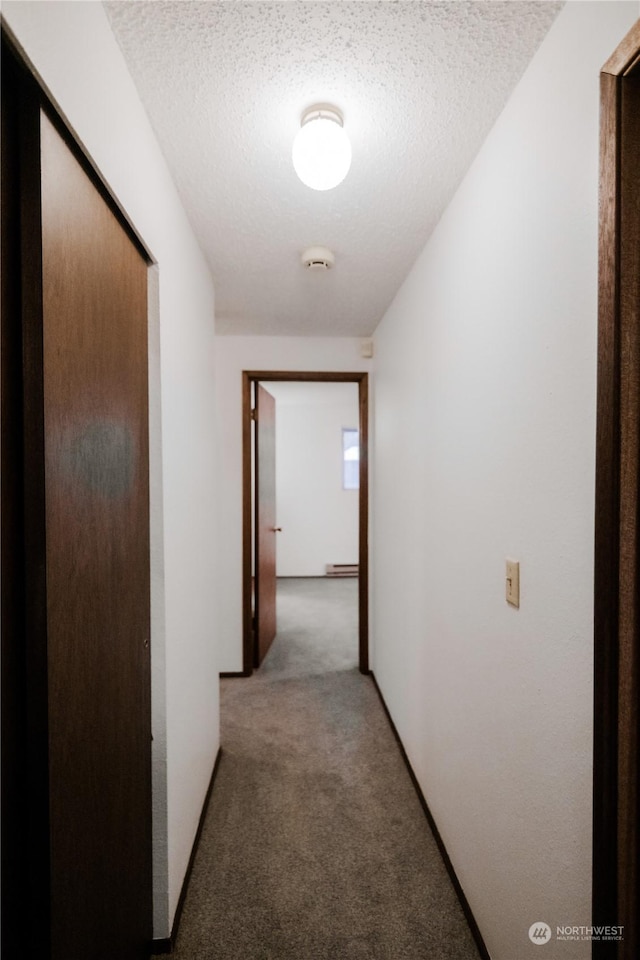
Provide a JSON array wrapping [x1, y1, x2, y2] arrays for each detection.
[[506, 559, 520, 608]]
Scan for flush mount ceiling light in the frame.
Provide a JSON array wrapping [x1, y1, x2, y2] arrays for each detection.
[[292, 104, 352, 191]]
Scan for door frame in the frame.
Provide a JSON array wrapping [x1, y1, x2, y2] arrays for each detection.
[[593, 19, 640, 959], [241, 371, 369, 676]]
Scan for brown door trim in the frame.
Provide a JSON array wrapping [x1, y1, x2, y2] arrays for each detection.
[[0, 24, 154, 265], [1, 35, 52, 956], [242, 371, 369, 676], [593, 19, 640, 960]]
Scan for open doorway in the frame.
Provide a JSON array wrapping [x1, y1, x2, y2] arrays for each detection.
[[241, 372, 369, 676], [256, 380, 360, 672]]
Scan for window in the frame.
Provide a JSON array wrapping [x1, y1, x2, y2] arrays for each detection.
[[342, 428, 359, 490]]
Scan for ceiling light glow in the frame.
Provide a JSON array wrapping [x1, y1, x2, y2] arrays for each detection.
[[292, 104, 352, 191]]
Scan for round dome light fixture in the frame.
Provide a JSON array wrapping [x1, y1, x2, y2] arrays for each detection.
[[292, 104, 351, 192]]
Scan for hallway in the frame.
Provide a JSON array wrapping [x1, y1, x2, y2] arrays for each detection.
[[163, 579, 480, 959]]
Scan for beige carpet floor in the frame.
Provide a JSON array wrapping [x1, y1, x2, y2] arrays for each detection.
[[160, 577, 480, 960]]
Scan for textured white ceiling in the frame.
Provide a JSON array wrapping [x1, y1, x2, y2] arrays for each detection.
[[104, 0, 562, 337]]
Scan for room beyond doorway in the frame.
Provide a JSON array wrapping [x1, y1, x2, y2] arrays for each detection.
[[269, 577, 360, 677], [241, 371, 369, 676]]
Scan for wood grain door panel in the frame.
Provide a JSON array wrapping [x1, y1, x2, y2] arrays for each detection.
[[40, 111, 152, 959], [255, 384, 277, 665]]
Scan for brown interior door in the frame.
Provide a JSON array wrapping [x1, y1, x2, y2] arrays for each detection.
[[594, 26, 640, 960], [255, 383, 277, 666], [40, 111, 152, 958]]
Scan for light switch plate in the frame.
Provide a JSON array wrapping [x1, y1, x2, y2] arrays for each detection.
[[506, 559, 520, 608]]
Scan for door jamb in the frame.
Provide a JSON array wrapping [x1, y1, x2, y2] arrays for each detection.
[[242, 371, 369, 676], [593, 19, 640, 960]]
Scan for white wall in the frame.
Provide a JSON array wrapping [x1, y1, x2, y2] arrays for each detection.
[[267, 382, 360, 577], [372, 4, 639, 960], [2, 1, 220, 938], [215, 336, 372, 671]]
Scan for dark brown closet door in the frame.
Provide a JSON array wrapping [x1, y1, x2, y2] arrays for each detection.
[[40, 111, 152, 959]]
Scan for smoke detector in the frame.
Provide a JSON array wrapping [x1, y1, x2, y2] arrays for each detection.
[[301, 246, 335, 270]]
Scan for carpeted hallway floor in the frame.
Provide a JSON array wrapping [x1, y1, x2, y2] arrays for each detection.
[[161, 577, 481, 959]]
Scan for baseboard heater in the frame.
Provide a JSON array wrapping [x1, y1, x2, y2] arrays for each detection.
[[325, 563, 359, 578]]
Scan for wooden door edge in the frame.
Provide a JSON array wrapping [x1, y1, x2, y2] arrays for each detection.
[[593, 25, 640, 960], [241, 372, 254, 676]]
